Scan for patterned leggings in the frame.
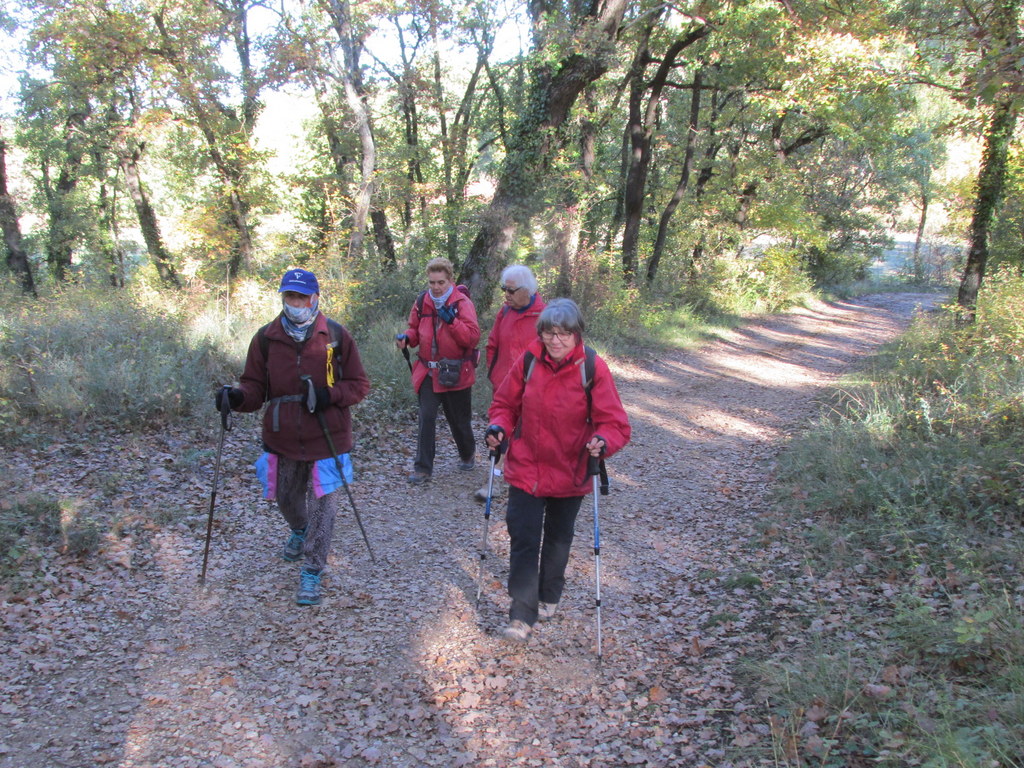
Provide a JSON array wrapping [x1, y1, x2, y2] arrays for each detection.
[[274, 457, 338, 572]]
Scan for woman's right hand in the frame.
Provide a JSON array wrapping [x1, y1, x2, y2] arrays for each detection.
[[484, 424, 505, 449], [395, 333, 407, 349]]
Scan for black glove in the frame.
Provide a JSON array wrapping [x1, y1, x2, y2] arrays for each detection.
[[484, 424, 506, 458], [437, 304, 456, 324], [315, 387, 332, 412], [215, 387, 243, 411]]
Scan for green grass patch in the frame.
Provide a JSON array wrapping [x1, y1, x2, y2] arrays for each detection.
[[0, 494, 106, 589], [755, 271, 1024, 767]]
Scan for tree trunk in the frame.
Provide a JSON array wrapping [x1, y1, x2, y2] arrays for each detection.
[[45, 167, 79, 282], [0, 137, 36, 296], [324, 0, 380, 262], [647, 69, 703, 284], [912, 191, 928, 280], [370, 209, 397, 270], [120, 145, 181, 288], [957, 93, 1018, 322], [621, 27, 710, 284], [458, 0, 629, 307]]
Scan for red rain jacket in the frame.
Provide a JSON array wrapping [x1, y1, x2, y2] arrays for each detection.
[[235, 313, 370, 460], [489, 339, 631, 497], [485, 294, 547, 390], [403, 289, 481, 393]]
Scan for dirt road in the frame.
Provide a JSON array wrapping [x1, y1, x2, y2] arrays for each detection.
[[1, 292, 940, 768]]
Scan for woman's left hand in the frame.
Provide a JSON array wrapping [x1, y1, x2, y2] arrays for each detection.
[[586, 436, 605, 457]]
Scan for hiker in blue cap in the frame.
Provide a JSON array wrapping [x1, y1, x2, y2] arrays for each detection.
[[216, 268, 370, 606]]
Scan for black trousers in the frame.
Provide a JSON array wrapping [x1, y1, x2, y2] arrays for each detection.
[[505, 485, 584, 626], [414, 383, 475, 474]]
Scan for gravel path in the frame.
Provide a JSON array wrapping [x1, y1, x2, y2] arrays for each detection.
[[1, 292, 940, 768]]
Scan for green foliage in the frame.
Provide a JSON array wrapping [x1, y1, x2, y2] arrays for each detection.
[[988, 146, 1024, 271], [0, 284, 235, 432], [760, 271, 1024, 767], [692, 249, 816, 316]]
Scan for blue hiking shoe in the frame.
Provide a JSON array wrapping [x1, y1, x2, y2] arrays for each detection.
[[296, 567, 322, 606], [282, 527, 306, 561]]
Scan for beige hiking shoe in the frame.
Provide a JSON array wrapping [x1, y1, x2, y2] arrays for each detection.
[[500, 620, 532, 643], [537, 601, 559, 621]]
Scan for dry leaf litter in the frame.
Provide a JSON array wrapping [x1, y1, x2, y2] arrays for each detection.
[[1, 293, 940, 768]]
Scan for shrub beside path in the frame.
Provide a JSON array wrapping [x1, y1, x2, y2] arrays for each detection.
[[1, 292, 940, 768]]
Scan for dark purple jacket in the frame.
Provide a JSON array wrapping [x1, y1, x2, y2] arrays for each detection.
[[235, 313, 370, 460]]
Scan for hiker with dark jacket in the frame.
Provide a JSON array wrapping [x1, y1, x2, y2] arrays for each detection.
[[396, 257, 481, 484], [216, 268, 370, 606], [484, 298, 630, 643], [475, 264, 546, 502]]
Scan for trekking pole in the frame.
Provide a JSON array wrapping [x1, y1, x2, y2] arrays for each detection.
[[588, 452, 609, 661], [200, 386, 233, 585], [300, 375, 377, 563], [395, 334, 412, 372], [474, 446, 501, 607]]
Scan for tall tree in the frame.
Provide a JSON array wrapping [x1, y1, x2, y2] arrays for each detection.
[[620, 21, 710, 284], [150, 0, 265, 278], [897, 0, 1023, 320], [957, 91, 1018, 319], [0, 129, 36, 296], [321, 0, 385, 262], [458, 0, 629, 304]]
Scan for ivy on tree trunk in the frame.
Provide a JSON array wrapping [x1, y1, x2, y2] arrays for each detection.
[[956, 94, 1019, 323]]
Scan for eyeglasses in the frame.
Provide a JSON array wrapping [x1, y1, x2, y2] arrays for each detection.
[[501, 285, 521, 294], [540, 329, 574, 341]]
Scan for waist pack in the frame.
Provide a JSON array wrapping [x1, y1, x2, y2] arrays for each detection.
[[437, 358, 463, 387]]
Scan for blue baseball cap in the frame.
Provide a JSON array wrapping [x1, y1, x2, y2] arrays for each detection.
[[278, 268, 319, 295]]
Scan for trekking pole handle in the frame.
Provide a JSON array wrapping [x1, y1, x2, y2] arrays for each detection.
[[299, 374, 317, 413], [587, 454, 600, 476], [218, 385, 232, 431], [395, 336, 413, 372]]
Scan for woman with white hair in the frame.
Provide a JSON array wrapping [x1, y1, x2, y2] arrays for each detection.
[[476, 264, 547, 501]]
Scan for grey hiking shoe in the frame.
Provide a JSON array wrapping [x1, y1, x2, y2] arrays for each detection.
[[408, 471, 431, 485], [500, 620, 532, 644], [296, 567, 322, 606], [538, 601, 559, 621], [282, 527, 306, 561]]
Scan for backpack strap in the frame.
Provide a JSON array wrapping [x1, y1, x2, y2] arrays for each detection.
[[416, 290, 430, 318], [581, 345, 596, 421]]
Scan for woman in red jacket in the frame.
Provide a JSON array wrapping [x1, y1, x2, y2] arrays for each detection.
[[217, 269, 370, 606], [476, 264, 546, 502], [396, 257, 481, 484], [485, 298, 630, 643]]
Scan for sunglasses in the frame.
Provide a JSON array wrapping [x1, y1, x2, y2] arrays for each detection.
[[501, 285, 521, 294]]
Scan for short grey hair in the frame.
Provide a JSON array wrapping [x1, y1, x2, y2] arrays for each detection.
[[537, 298, 585, 337], [500, 264, 538, 295]]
